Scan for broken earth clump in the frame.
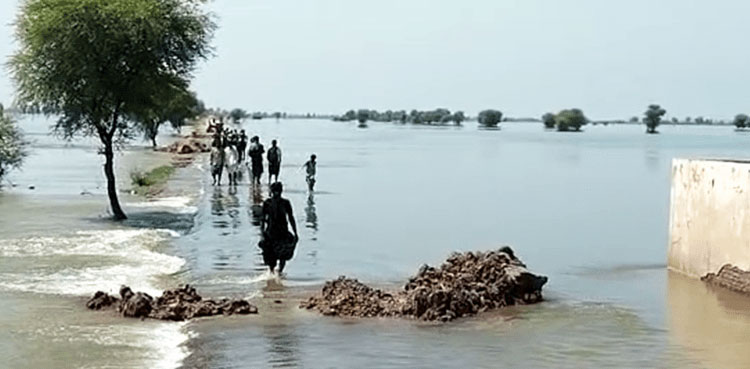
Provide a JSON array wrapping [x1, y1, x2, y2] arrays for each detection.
[[702, 264, 750, 295], [86, 285, 258, 321], [301, 247, 548, 322]]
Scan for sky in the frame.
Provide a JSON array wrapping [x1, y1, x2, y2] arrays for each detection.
[[1, 0, 749, 119]]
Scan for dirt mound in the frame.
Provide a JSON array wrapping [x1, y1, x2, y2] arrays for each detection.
[[702, 264, 750, 295], [161, 139, 210, 154], [301, 247, 548, 322], [86, 285, 258, 321]]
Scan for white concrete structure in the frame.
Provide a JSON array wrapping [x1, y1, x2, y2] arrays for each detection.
[[668, 159, 750, 278]]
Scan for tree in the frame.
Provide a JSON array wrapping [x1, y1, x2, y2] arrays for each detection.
[[357, 109, 369, 127], [229, 108, 250, 124], [643, 104, 666, 134], [555, 109, 587, 132], [0, 104, 27, 182], [542, 113, 556, 129], [671, 117, 679, 124], [629, 116, 639, 123], [478, 110, 503, 128], [453, 111, 465, 125], [135, 86, 201, 148], [734, 114, 749, 129], [10, 0, 214, 220]]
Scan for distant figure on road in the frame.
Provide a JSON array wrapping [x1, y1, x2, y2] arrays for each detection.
[[210, 146, 224, 186], [224, 143, 240, 186], [303, 154, 317, 191], [237, 130, 248, 163], [247, 136, 264, 185], [258, 182, 298, 274], [267, 139, 282, 184]]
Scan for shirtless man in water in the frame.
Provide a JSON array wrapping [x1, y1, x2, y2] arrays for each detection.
[[258, 182, 299, 274]]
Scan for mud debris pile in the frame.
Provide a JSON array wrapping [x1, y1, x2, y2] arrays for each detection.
[[86, 285, 258, 321], [702, 264, 750, 295], [161, 139, 210, 154], [301, 247, 548, 322]]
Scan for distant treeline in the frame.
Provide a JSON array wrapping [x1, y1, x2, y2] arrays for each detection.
[[333, 109, 468, 126]]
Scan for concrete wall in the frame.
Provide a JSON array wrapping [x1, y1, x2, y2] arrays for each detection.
[[668, 159, 750, 278]]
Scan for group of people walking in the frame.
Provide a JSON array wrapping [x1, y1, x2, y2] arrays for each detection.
[[206, 118, 318, 275], [208, 121, 315, 189]]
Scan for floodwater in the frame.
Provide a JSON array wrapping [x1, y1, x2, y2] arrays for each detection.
[[2, 117, 750, 368]]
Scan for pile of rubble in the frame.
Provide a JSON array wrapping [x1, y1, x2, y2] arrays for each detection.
[[161, 139, 210, 154], [702, 264, 750, 295], [86, 285, 257, 321], [301, 247, 548, 322]]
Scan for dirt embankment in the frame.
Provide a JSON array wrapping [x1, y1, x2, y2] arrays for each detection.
[[702, 264, 750, 295], [301, 247, 548, 322], [86, 285, 258, 321]]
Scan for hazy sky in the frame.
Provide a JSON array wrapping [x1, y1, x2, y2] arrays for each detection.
[[2, 0, 749, 119]]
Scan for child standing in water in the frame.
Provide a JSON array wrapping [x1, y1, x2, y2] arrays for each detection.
[[303, 154, 317, 191]]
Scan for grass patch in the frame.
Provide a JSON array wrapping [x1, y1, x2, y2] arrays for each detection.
[[130, 165, 175, 196]]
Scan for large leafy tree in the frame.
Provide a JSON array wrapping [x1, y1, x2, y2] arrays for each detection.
[[734, 114, 748, 129], [478, 109, 503, 128], [542, 113, 556, 129], [643, 104, 666, 134], [10, 0, 214, 219], [0, 104, 27, 182], [555, 109, 587, 132], [136, 85, 202, 148]]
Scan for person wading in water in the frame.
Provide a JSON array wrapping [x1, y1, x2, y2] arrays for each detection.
[[259, 182, 299, 274], [247, 136, 264, 185], [267, 139, 282, 184], [303, 154, 317, 191]]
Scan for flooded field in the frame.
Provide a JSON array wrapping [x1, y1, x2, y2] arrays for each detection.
[[2, 117, 750, 368]]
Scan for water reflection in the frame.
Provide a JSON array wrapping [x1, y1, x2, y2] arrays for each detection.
[[210, 186, 241, 233], [249, 185, 264, 227], [304, 193, 318, 232], [226, 185, 240, 231], [667, 271, 750, 368], [262, 324, 301, 368]]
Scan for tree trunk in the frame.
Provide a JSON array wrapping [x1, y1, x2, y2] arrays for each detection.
[[104, 142, 127, 220], [151, 135, 157, 149]]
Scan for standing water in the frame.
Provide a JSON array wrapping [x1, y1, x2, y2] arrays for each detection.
[[2, 117, 750, 368]]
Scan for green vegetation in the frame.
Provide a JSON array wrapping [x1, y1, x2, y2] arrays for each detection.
[[554, 109, 587, 132], [229, 108, 250, 123], [478, 110, 503, 128], [130, 165, 176, 196], [734, 114, 749, 129], [138, 88, 204, 148], [0, 104, 27, 182], [10, 0, 214, 220], [542, 113, 556, 129], [357, 109, 369, 127], [335, 109, 466, 126], [643, 104, 667, 134]]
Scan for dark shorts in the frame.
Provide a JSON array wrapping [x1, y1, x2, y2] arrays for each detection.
[[251, 162, 263, 177], [269, 162, 280, 175], [258, 231, 297, 266]]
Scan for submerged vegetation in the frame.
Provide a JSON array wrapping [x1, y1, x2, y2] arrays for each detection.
[[10, 0, 215, 220], [0, 104, 27, 182], [478, 110, 503, 128], [541, 109, 588, 132], [734, 114, 749, 129], [335, 109, 467, 126], [643, 105, 667, 134], [130, 165, 176, 196]]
